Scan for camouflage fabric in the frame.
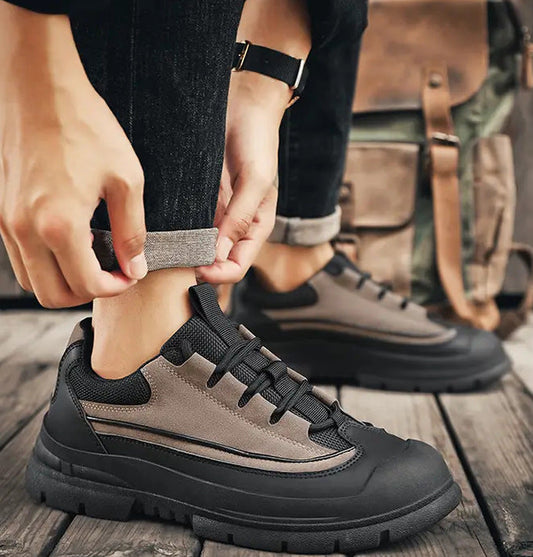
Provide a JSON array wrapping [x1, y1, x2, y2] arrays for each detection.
[[348, 2, 519, 305]]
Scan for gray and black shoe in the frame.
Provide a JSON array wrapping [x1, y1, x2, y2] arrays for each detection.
[[230, 253, 511, 392], [26, 283, 460, 554]]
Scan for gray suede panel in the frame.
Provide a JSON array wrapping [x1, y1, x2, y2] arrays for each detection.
[[92, 228, 217, 271], [82, 354, 333, 460], [264, 267, 456, 344], [269, 207, 341, 246]]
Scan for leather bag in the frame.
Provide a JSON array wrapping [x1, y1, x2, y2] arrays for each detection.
[[339, 0, 533, 334]]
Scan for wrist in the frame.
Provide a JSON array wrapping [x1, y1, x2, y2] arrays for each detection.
[[0, 5, 88, 111], [229, 71, 291, 121], [237, 0, 311, 61]]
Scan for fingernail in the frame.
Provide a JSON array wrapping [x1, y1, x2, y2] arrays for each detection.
[[129, 253, 148, 279], [216, 237, 233, 262]]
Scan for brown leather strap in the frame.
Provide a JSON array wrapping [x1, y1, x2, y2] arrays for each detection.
[[422, 64, 480, 325], [332, 233, 359, 264], [507, 0, 533, 88], [496, 242, 533, 338], [522, 41, 533, 89]]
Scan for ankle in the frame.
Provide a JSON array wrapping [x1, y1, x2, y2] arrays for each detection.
[[91, 268, 196, 379], [253, 242, 334, 292]]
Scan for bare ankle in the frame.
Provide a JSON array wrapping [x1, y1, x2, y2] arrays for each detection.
[[91, 268, 196, 379], [253, 242, 334, 292]]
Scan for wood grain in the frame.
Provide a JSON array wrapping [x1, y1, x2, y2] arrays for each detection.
[[0, 311, 86, 448], [0, 311, 58, 364], [51, 518, 201, 557], [440, 373, 533, 557], [0, 410, 71, 557], [505, 314, 533, 395], [340, 387, 498, 557]]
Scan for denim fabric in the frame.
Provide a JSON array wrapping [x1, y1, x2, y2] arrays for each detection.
[[71, 0, 244, 234], [278, 0, 368, 220]]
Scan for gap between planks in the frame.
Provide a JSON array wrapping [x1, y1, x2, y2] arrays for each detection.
[[438, 372, 533, 557]]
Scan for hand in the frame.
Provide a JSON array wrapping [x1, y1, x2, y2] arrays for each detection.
[[196, 0, 310, 285], [196, 73, 288, 284], [0, 7, 147, 308]]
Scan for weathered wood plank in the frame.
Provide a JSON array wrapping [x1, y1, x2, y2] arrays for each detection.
[[505, 313, 533, 395], [51, 518, 201, 557], [440, 374, 533, 557], [340, 387, 499, 557], [0, 409, 71, 557], [0, 311, 58, 364], [0, 311, 86, 449]]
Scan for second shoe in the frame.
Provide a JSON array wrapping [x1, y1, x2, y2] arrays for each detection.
[[230, 253, 511, 392]]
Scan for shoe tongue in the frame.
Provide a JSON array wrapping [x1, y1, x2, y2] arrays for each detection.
[[188, 283, 241, 344], [325, 251, 359, 275], [161, 284, 350, 451]]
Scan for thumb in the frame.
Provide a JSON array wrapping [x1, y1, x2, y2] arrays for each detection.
[[105, 175, 147, 280], [216, 173, 271, 262]]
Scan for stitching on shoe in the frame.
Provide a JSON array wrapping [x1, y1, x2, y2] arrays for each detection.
[[157, 359, 321, 455], [84, 362, 320, 456], [101, 434, 364, 478]]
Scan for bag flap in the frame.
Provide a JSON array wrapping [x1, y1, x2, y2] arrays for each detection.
[[353, 0, 489, 114], [341, 142, 419, 229]]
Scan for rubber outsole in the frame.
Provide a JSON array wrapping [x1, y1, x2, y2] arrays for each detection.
[[265, 339, 511, 393], [26, 452, 461, 555]]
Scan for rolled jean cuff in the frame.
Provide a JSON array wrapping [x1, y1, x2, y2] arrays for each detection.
[[92, 228, 218, 272], [268, 206, 341, 246]]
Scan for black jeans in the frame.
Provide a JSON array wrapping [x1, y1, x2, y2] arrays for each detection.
[[72, 0, 244, 270], [71, 0, 366, 269], [273, 0, 368, 246]]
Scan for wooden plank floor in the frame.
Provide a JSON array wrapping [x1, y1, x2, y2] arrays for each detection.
[[0, 310, 531, 557]]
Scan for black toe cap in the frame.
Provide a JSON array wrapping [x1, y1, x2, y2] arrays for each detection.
[[339, 422, 454, 517], [361, 439, 454, 515]]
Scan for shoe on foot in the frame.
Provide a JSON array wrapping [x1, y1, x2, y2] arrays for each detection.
[[26, 283, 460, 554], [230, 253, 511, 392]]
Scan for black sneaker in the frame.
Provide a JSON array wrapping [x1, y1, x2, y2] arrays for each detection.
[[230, 253, 511, 392], [26, 284, 460, 554]]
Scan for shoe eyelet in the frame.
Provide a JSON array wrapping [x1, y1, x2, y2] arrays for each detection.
[[269, 413, 281, 425]]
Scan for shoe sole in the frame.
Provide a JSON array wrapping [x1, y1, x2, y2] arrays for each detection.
[[266, 338, 511, 393], [26, 448, 461, 554]]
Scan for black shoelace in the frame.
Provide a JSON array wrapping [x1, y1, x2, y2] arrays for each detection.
[[356, 271, 410, 310], [181, 336, 346, 432]]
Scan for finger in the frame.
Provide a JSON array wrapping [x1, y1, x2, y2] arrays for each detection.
[[0, 229, 32, 291], [213, 164, 233, 228], [198, 187, 277, 284], [19, 239, 88, 308], [105, 173, 147, 280], [197, 237, 259, 284], [215, 174, 272, 262], [37, 215, 137, 301]]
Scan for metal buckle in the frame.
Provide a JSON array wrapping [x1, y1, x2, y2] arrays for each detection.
[[431, 132, 461, 147], [234, 40, 251, 72], [291, 58, 306, 91]]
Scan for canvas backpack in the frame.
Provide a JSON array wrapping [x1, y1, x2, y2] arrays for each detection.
[[337, 0, 533, 335]]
